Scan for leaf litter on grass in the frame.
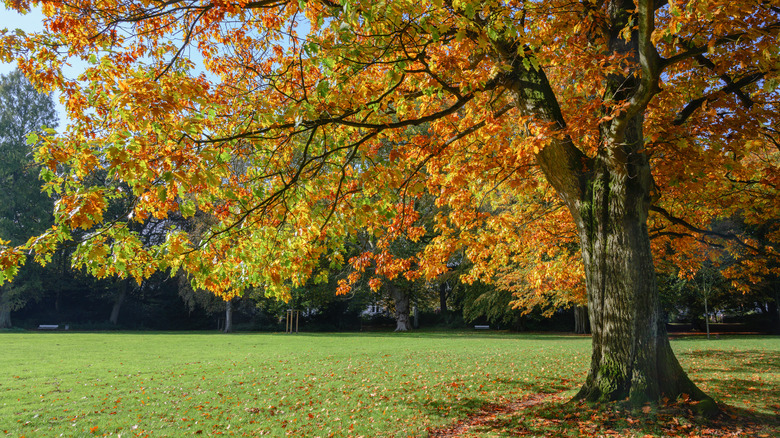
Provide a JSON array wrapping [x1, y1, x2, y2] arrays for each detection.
[[1, 333, 778, 437], [428, 394, 780, 438]]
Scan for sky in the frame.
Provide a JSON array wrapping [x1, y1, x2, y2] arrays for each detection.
[[1, 6, 81, 128], [0, 8, 45, 77], [2, 4, 307, 130]]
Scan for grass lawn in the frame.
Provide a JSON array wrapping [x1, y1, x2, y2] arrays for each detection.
[[0, 331, 777, 437]]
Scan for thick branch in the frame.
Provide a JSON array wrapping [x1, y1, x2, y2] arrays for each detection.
[[672, 72, 764, 125], [662, 22, 780, 68], [610, 0, 661, 139], [650, 205, 762, 253], [694, 55, 754, 108]]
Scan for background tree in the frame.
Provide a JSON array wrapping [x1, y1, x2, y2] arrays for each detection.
[[0, 69, 57, 328], [2, 0, 779, 409]]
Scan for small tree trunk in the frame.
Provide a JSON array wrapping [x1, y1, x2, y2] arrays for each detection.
[[223, 299, 233, 333], [0, 292, 11, 329], [55, 250, 67, 313], [389, 283, 410, 331], [769, 295, 779, 333], [703, 294, 710, 340], [109, 279, 129, 325], [574, 305, 589, 334], [439, 281, 448, 315]]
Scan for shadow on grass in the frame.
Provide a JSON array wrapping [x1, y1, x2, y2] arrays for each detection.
[[700, 377, 780, 414], [485, 398, 780, 437], [678, 348, 780, 373], [677, 348, 780, 414], [413, 377, 579, 421], [421, 349, 780, 437]]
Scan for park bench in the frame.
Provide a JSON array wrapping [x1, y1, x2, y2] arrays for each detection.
[[474, 325, 489, 330], [37, 324, 59, 330]]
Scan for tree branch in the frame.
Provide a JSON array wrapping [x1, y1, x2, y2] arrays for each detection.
[[650, 205, 762, 253], [662, 22, 780, 68], [672, 72, 764, 125]]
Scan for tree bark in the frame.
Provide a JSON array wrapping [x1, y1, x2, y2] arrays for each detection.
[[573, 159, 701, 403], [388, 282, 411, 331], [497, 0, 714, 409], [223, 299, 233, 333], [536, 120, 713, 408], [574, 305, 589, 334]]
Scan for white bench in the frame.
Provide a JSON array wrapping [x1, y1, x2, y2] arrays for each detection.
[[37, 325, 59, 330], [474, 325, 490, 330]]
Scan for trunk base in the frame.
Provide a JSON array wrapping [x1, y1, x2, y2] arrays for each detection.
[[575, 324, 718, 417]]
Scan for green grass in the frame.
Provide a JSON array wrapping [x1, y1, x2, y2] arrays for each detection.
[[0, 332, 777, 437]]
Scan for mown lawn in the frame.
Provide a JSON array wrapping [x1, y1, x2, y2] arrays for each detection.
[[0, 331, 777, 437]]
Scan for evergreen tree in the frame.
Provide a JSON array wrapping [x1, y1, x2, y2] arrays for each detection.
[[0, 70, 58, 328]]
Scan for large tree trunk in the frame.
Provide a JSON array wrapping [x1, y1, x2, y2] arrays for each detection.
[[574, 158, 699, 403], [388, 283, 411, 331], [502, 0, 714, 409], [538, 127, 713, 408]]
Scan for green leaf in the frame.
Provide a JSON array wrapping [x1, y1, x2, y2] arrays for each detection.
[[322, 57, 337, 71], [316, 80, 330, 97], [157, 185, 168, 201], [464, 3, 475, 19], [180, 200, 197, 217], [26, 132, 39, 145]]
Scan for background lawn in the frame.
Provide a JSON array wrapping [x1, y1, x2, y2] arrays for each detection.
[[0, 332, 777, 437]]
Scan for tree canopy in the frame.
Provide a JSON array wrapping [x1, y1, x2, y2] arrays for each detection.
[[1, 0, 778, 404]]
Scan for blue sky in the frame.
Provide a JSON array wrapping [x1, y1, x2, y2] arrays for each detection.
[[1, 7, 46, 76], [2, 6, 76, 127]]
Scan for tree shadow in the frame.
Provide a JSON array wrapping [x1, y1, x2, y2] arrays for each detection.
[[677, 348, 780, 373], [419, 369, 780, 437], [488, 398, 780, 437], [677, 348, 780, 413], [411, 377, 578, 423]]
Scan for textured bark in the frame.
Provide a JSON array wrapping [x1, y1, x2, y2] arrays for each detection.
[[537, 117, 712, 407], [505, 0, 714, 409], [389, 283, 411, 331]]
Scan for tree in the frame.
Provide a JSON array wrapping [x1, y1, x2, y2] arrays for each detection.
[[0, 70, 57, 328], [2, 0, 779, 408]]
